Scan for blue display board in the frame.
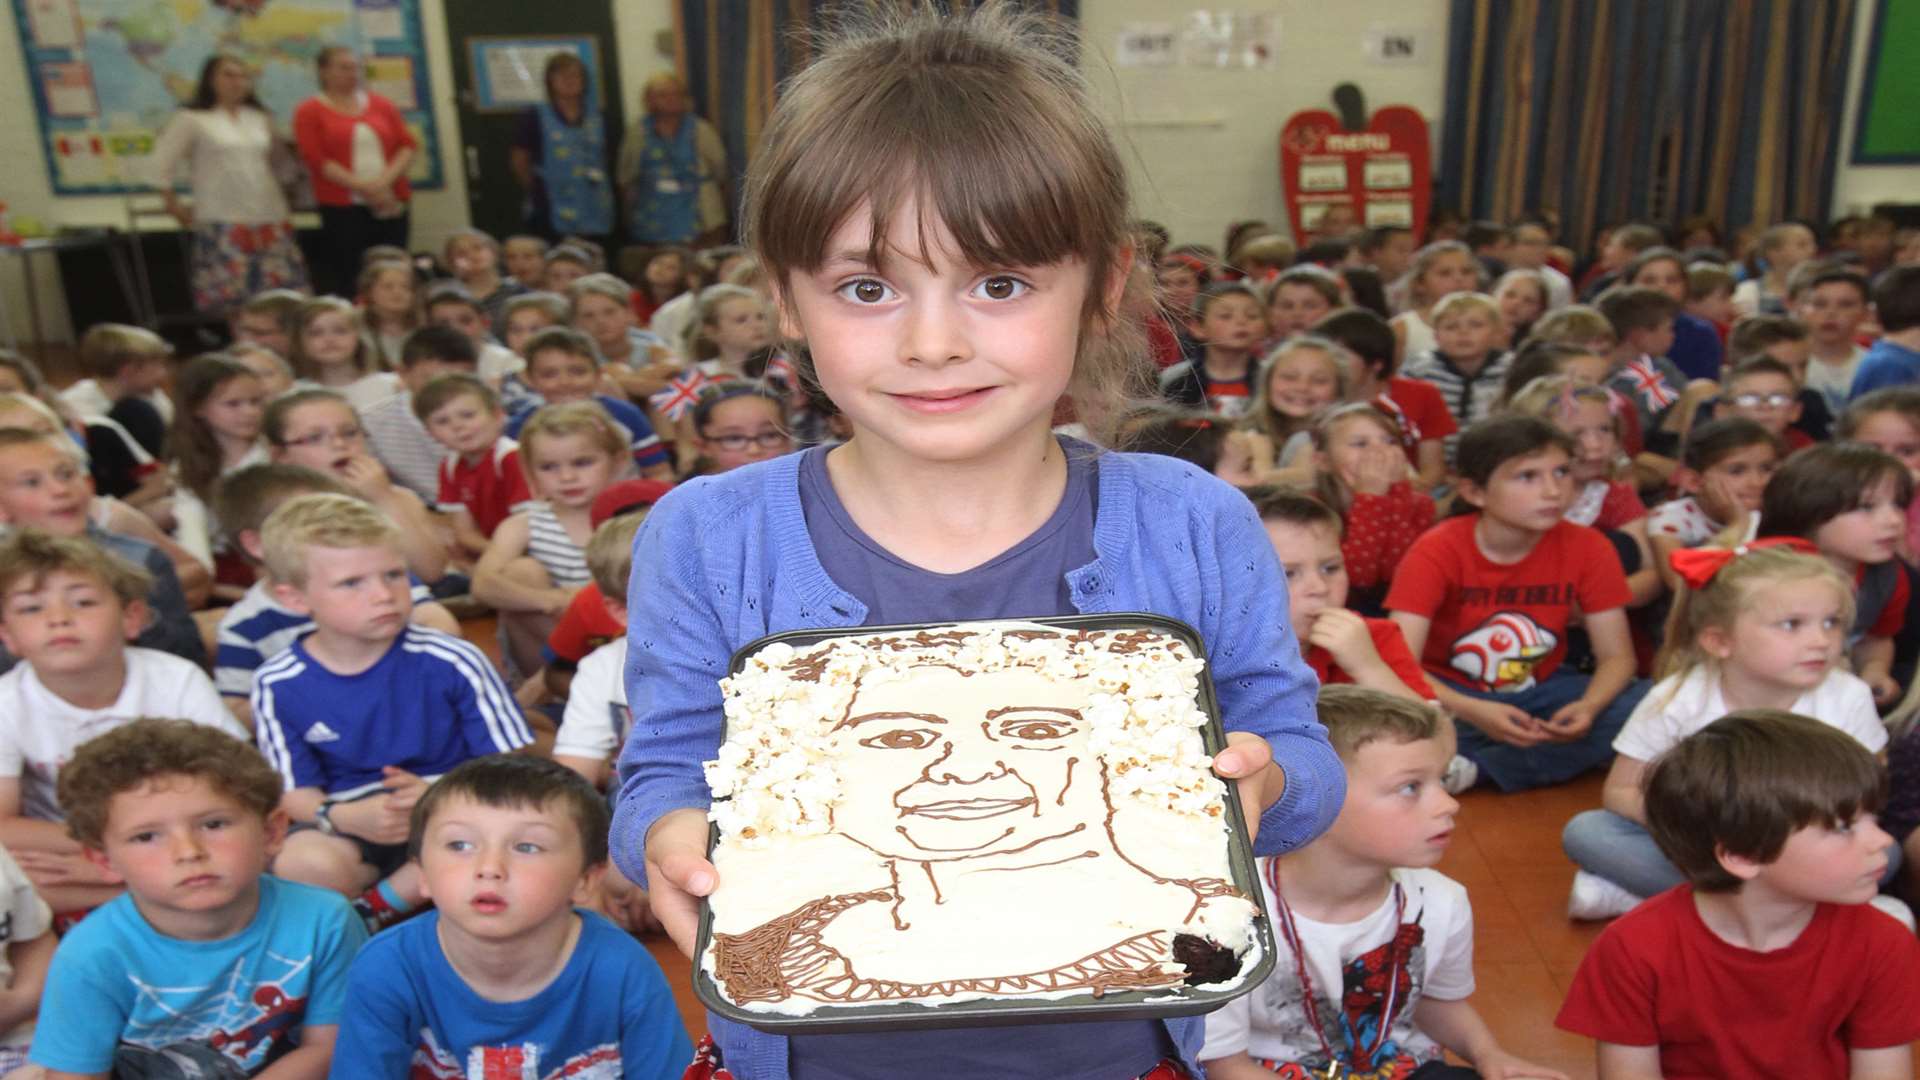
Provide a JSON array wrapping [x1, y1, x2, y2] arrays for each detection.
[[11, 0, 443, 194]]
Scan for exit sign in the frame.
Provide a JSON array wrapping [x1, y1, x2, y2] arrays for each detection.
[[1364, 26, 1428, 66]]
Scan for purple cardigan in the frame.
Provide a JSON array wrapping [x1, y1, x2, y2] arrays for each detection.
[[614, 446, 1341, 1079]]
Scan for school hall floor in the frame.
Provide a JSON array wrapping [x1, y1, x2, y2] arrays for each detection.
[[459, 614, 1608, 1077]]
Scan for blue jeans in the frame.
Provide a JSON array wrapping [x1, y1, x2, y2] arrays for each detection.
[[1562, 809, 1686, 897], [1440, 670, 1651, 792]]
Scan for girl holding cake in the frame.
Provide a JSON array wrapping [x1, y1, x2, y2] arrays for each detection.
[[611, 6, 1344, 1078]]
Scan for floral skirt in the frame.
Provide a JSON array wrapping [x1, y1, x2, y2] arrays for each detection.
[[190, 220, 309, 312]]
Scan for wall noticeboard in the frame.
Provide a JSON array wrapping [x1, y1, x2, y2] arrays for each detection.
[[465, 35, 602, 114], [1852, 0, 1920, 164], [1278, 105, 1431, 240]]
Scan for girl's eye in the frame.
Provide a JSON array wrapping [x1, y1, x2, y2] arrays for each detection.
[[1780, 618, 1801, 631], [1320, 561, 1342, 575], [859, 728, 940, 750], [839, 279, 893, 304], [974, 276, 1029, 301], [130, 831, 157, 844]]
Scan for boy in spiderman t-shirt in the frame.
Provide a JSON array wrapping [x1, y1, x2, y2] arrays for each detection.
[[1387, 416, 1651, 793]]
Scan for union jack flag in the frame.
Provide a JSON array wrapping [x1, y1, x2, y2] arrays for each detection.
[[1622, 357, 1678, 410], [649, 369, 713, 421]]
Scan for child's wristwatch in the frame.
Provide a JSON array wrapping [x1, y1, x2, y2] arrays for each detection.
[[314, 800, 338, 835]]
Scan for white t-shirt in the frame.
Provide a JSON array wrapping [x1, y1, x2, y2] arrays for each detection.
[[555, 638, 629, 762], [478, 341, 525, 386], [1391, 310, 1436, 363], [0, 845, 49, 1049], [1200, 866, 1473, 1070], [340, 371, 403, 413], [1615, 665, 1886, 763], [1804, 344, 1867, 414], [0, 648, 244, 822]]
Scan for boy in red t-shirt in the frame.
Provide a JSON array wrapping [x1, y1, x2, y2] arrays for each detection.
[[1251, 487, 1433, 703], [1557, 711, 1920, 1079], [1386, 415, 1649, 792], [415, 373, 533, 561], [539, 478, 673, 700]]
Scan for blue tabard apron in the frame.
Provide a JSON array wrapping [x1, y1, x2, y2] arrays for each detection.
[[629, 115, 701, 244], [536, 99, 613, 235]]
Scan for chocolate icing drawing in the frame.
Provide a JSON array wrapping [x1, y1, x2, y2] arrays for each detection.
[[702, 622, 1263, 1013]]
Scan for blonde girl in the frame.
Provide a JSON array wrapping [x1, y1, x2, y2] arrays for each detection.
[[1390, 239, 1480, 362], [473, 400, 630, 676], [618, 9, 1334, 1076], [288, 296, 400, 411], [263, 387, 444, 582], [1233, 335, 1348, 483], [682, 283, 774, 374], [164, 355, 269, 577], [1506, 374, 1659, 605], [1492, 268, 1548, 347], [1562, 543, 1879, 916], [1306, 402, 1434, 613], [357, 258, 421, 370]]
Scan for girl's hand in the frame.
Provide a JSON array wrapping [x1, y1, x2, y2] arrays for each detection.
[[1338, 444, 1402, 497], [1868, 671, 1902, 706], [1465, 699, 1548, 747], [1213, 732, 1277, 846], [15, 851, 116, 886], [644, 807, 718, 957], [1699, 469, 1750, 521], [1546, 700, 1598, 741], [1307, 609, 1382, 674], [1215, 430, 1261, 487], [338, 453, 392, 498]]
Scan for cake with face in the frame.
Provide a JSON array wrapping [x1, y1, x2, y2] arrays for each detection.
[[701, 622, 1264, 1016]]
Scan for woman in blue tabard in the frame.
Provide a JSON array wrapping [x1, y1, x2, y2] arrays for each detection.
[[616, 73, 731, 248], [509, 52, 615, 246]]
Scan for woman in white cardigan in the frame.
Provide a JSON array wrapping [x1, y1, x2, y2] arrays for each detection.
[[149, 54, 309, 314]]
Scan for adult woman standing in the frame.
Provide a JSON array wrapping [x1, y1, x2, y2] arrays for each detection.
[[149, 54, 309, 315], [293, 45, 416, 296], [616, 73, 729, 248], [508, 52, 614, 246]]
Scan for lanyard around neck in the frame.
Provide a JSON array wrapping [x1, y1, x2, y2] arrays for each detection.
[[1265, 858, 1410, 1076]]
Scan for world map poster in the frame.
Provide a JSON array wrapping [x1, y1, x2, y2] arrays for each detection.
[[12, 0, 442, 194]]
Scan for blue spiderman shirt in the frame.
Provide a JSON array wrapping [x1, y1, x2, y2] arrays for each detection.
[[30, 876, 366, 1075]]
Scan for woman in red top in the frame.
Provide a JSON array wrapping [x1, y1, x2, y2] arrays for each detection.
[[293, 46, 417, 296]]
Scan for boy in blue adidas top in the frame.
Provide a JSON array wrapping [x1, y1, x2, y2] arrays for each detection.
[[211, 464, 458, 727], [30, 719, 365, 1077], [330, 755, 691, 1079], [251, 492, 531, 927]]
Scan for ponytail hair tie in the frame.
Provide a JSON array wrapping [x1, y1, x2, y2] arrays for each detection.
[[1668, 537, 1819, 590]]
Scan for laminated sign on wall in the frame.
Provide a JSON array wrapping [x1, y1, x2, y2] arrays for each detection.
[[1278, 105, 1431, 240]]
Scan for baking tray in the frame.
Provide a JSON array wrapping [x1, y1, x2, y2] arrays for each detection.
[[691, 612, 1276, 1033]]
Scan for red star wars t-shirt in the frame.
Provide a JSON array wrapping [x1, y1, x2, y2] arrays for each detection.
[[1384, 516, 1630, 693]]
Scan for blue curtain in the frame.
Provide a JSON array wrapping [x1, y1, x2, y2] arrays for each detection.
[[1440, 0, 1859, 249], [674, 0, 1080, 237]]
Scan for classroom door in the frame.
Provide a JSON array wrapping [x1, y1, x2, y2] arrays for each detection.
[[443, 3, 627, 243]]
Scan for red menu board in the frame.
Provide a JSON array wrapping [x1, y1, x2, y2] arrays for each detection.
[[1278, 105, 1432, 240]]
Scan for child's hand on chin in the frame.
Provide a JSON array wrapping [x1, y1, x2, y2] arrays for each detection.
[[645, 807, 717, 957]]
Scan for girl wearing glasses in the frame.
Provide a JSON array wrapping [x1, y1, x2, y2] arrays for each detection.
[[684, 385, 793, 478]]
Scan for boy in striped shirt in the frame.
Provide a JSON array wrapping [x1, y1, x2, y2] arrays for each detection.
[[251, 493, 531, 930]]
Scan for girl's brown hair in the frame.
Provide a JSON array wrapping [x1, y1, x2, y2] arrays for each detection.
[[1757, 443, 1913, 540], [167, 355, 259, 503], [743, 4, 1150, 440], [1242, 335, 1348, 443], [1839, 387, 1920, 441], [1654, 545, 1853, 683], [288, 296, 372, 380]]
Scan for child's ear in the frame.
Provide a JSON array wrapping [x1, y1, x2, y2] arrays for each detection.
[[1713, 843, 1765, 884], [119, 598, 151, 642], [572, 861, 608, 907], [1672, 467, 1702, 494], [1454, 477, 1487, 509], [1100, 243, 1135, 323], [602, 598, 628, 625], [238, 529, 266, 563], [1697, 623, 1735, 661], [262, 808, 291, 860], [1787, 399, 1803, 424], [271, 581, 313, 617], [0, 624, 15, 657], [81, 845, 125, 885]]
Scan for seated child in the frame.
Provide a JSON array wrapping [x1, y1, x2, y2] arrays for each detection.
[[554, 509, 650, 787], [1506, 375, 1659, 606], [0, 843, 51, 1073], [329, 755, 692, 1077], [1790, 262, 1872, 415], [1233, 335, 1349, 484], [1387, 416, 1650, 792], [1839, 387, 1920, 562], [1200, 686, 1558, 1079], [0, 429, 203, 668], [1621, 246, 1722, 381], [570, 272, 672, 373], [1682, 262, 1735, 339], [1293, 404, 1433, 612], [1594, 285, 1714, 459], [1848, 264, 1920, 399], [444, 227, 529, 333], [1399, 291, 1513, 465], [1556, 711, 1920, 1078], [1563, 543, 1886, 919], [252, 493, 532, 921], [417, 373, 533, 559], [1391, 240, 1481, 363], [358, 257, 422, 372], [680, 383, 795, 479], [1731, 220, 1818, 317], [264, 389, 449, 584], [289, 297, 403, 413], [1159, 282, 1270, 419], [1758, 443, 1912, 705], [1718, 313, 1832, 440], [1264, 265, 1344, 341], [1647, 418, 1777, 593], [227, 340, 296, 399], [1314, 307, 1455, 491], [1718, 355, 1812, 450], [29, 719, 365, 1077], [509, 327, 673, 481], [503, 233, 548, 291], [1248, 487, 1433, 700], [360, 324, 481, 501], [541, 479, 672, 703], [60, 324, 174, 458], [502, 291, 569, 356], [230, 287, 303, 361], [476, 403, 630, 679], [425, 282, 526, 389], [0, 530, 243, 913], [212, 463, 458, 725], [541, 243, 594, 294]]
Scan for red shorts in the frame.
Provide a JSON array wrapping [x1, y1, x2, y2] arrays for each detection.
[[681, 1036, 1189, 1079]]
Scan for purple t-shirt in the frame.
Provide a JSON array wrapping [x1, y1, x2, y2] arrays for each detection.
[[790, 441, 1173, 1079]]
